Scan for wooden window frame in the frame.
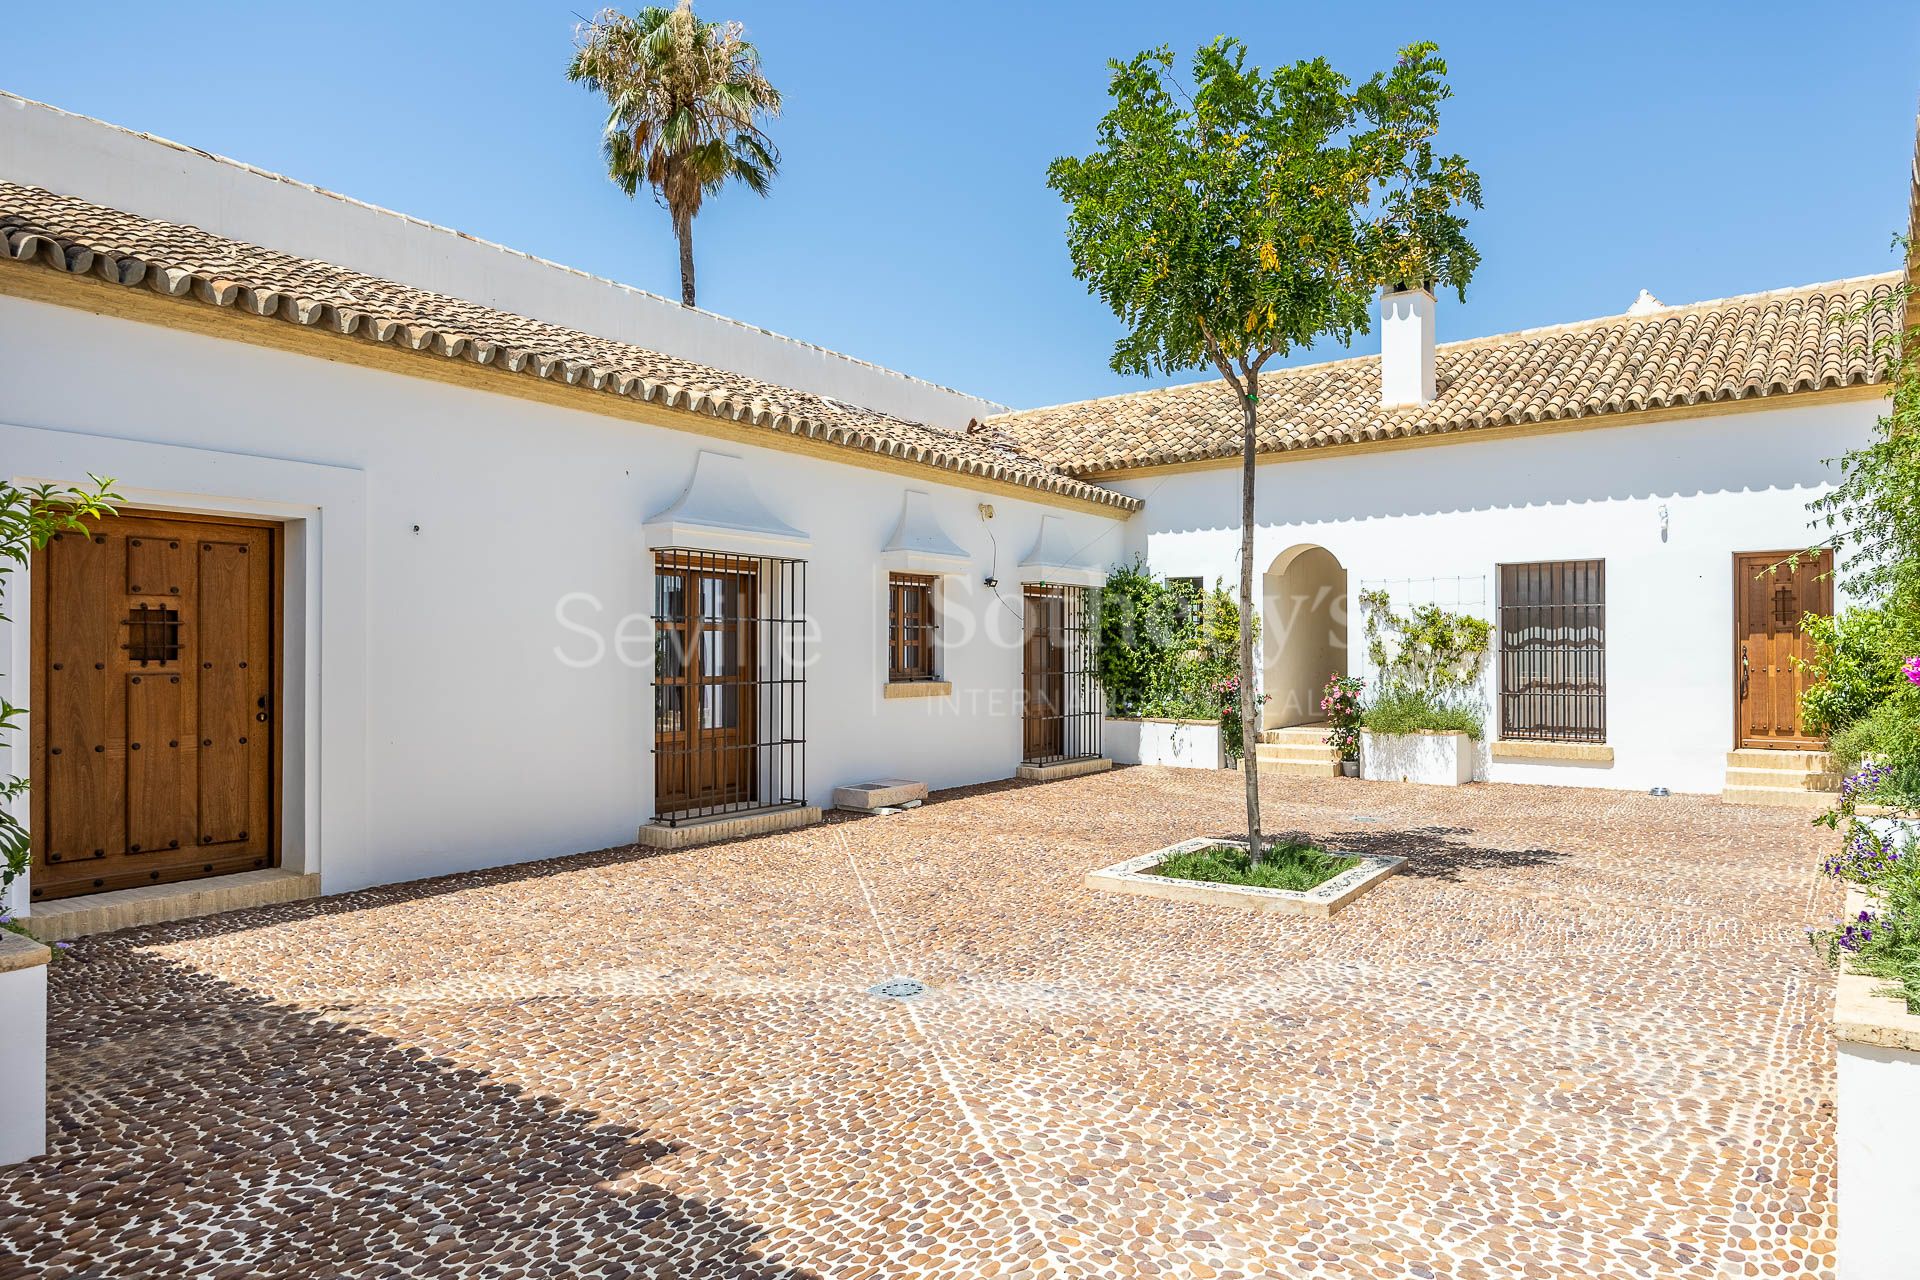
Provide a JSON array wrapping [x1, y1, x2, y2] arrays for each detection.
[[887, 573, 939, 683]]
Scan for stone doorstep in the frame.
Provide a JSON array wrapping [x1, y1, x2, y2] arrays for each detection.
[[22, 869, 321, 943], [636, 804, 823, 851], [832, 778, 930, 812], [1837, 888, 1920, 1054], [1015, 756, 1114, 784], [1086, 836, 1404, 918]]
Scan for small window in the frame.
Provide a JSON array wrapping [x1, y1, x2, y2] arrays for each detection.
[[1498, 560, 1605, 742], [1166, 576, 1205, 627], [888, 574, 938, 682], [124, 605, 182, 666]]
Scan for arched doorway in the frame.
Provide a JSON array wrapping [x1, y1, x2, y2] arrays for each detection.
[[1261, 545, 1348, 729]]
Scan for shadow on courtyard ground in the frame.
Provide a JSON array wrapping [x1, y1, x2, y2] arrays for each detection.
[[0, 946, 820, 1280]]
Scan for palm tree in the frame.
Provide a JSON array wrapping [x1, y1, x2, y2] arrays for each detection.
[[569, 2, 781, 308]]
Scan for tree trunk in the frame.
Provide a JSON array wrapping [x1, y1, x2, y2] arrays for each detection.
[[674, 205, 697, 307], [1238, 373, 1264, 862]]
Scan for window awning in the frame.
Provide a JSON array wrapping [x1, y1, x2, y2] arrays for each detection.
[[1018, 515, 1107, 588], [881, 491, 972, 576], [644, 450, 811, 557]]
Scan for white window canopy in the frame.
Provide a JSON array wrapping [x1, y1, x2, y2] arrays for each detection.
[[1018, 515, 1107, 588], [644, 450, 811, 556], [881, 491, 971, 576]]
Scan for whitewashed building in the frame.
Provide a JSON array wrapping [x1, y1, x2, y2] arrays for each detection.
[[984, 275, 1899, 798], [0, 91, 1905, 931]]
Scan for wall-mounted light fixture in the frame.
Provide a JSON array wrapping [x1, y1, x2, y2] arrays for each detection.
[[1658, 505, 1670, 543]]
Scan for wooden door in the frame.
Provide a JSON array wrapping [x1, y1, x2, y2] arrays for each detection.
[[1734, 550, 1832, 749], [30, 512, 279, 902], [1022, 586, 1065, 761], [654, 556, 757, 815]]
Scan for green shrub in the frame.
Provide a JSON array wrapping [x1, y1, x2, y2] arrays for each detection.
[[1830, 688, 1920, 800], [1092, 559, 1197, 716], [1151, 841, 1359, 892], [1361, 688, 1484, 739], [1799, 606, 1920, 734], [1093, 563, 1257, 721], [1813, 828, 1920, 1014]]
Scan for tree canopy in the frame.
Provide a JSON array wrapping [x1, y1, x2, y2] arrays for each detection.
[[1047, 38, 1482, 392]]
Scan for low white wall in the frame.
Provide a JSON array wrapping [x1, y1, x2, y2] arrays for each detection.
[[1104, 718, 1223, 770], [1361, 730, 1474, 786], [1838, 1041, 1920, 1279], [0, 958, 47, 1165], [1119, 397, 1883, 794]]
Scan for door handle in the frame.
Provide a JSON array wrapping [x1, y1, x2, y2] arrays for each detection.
[[1740, 644, 1749, 700]]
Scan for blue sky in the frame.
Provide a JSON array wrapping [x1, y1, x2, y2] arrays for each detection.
[[3, 2, 1917, 410]]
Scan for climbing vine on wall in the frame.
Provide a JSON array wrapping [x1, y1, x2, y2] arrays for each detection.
[[1359, 588, 1491, 699]]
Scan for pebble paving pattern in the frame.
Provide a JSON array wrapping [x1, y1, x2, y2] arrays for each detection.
[[0, 769, 1840, 1279]]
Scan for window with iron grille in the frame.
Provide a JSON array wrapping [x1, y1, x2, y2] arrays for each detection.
[[1498, 560, 1605, 743], [652, 550, 807, 825], [888, 573, 938, 682], [1166, 576, 1205, 628]]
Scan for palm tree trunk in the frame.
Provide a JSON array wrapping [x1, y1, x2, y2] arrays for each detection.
[[674, 205, 697, 307], [1239, 374, 1264, 863]]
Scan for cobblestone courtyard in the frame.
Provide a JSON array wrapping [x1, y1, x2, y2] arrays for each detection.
[[0, 769, 1840, 1279]]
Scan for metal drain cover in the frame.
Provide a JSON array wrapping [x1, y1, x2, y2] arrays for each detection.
[[868, 979, 927, 1000]]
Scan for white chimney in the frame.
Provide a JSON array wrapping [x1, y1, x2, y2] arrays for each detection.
[[1380, 286, 1436, 407], [1627, 288, 1665, 316]]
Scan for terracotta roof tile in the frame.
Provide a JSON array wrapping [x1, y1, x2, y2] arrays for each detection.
[[982, 276, 1900, 475], [0, 183, 1139, 512]]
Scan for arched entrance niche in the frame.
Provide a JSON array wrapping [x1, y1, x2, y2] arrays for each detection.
[[1260, 544, 1348, 729]]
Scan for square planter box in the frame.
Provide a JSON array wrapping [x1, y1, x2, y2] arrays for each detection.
[[0, 933, 49, 1166], [1086, 836, 1403, 917], [1102, 717, 1225, 770], [1361, 730, 1475, 786]]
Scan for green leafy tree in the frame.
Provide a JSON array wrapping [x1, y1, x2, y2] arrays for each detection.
[[2, 478, 118, 900], [569, 1, 781, 307], [1811, 270, 1920, 606], [1048, 38, 1480, 858]]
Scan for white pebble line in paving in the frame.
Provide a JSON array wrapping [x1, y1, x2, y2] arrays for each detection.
[[833, 824, 1067, 1280]]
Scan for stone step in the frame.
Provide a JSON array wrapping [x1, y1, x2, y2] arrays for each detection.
[[1720, 784, 1836, 811], [1725, 767, 1841, 792], [1726, 748, 1833, 772], [1250, 757, 1343, 778], [1260, 725, 1335, 747], [1255, 742, 1340, 764]]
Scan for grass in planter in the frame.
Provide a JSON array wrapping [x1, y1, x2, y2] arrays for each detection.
[[1361, 688, 1484, 738], [1150, 841, 1360, 892]]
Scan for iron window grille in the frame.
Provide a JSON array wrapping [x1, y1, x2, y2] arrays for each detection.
[[652, 550, 807, 825], [1497, 560, 1606, 743], [1022, 583, 1103, 765], [1166, 576, 1205, 628], [887, 573, 938, 682]]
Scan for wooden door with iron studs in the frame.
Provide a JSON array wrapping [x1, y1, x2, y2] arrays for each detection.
[[30, 512, 279, 902]]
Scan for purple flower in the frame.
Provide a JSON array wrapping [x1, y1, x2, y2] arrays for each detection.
[[1904, 655, 1920, 686]]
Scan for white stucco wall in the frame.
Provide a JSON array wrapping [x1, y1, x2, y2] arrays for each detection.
[[0, 92, 1003, 428], [0, 294, 1123, 896], [1838, 1041, 1920, 1279], [1116, 399, 1884, 795]]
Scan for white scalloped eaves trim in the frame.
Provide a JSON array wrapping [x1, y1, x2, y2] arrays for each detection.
[[1, 228, 1143, 514]]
